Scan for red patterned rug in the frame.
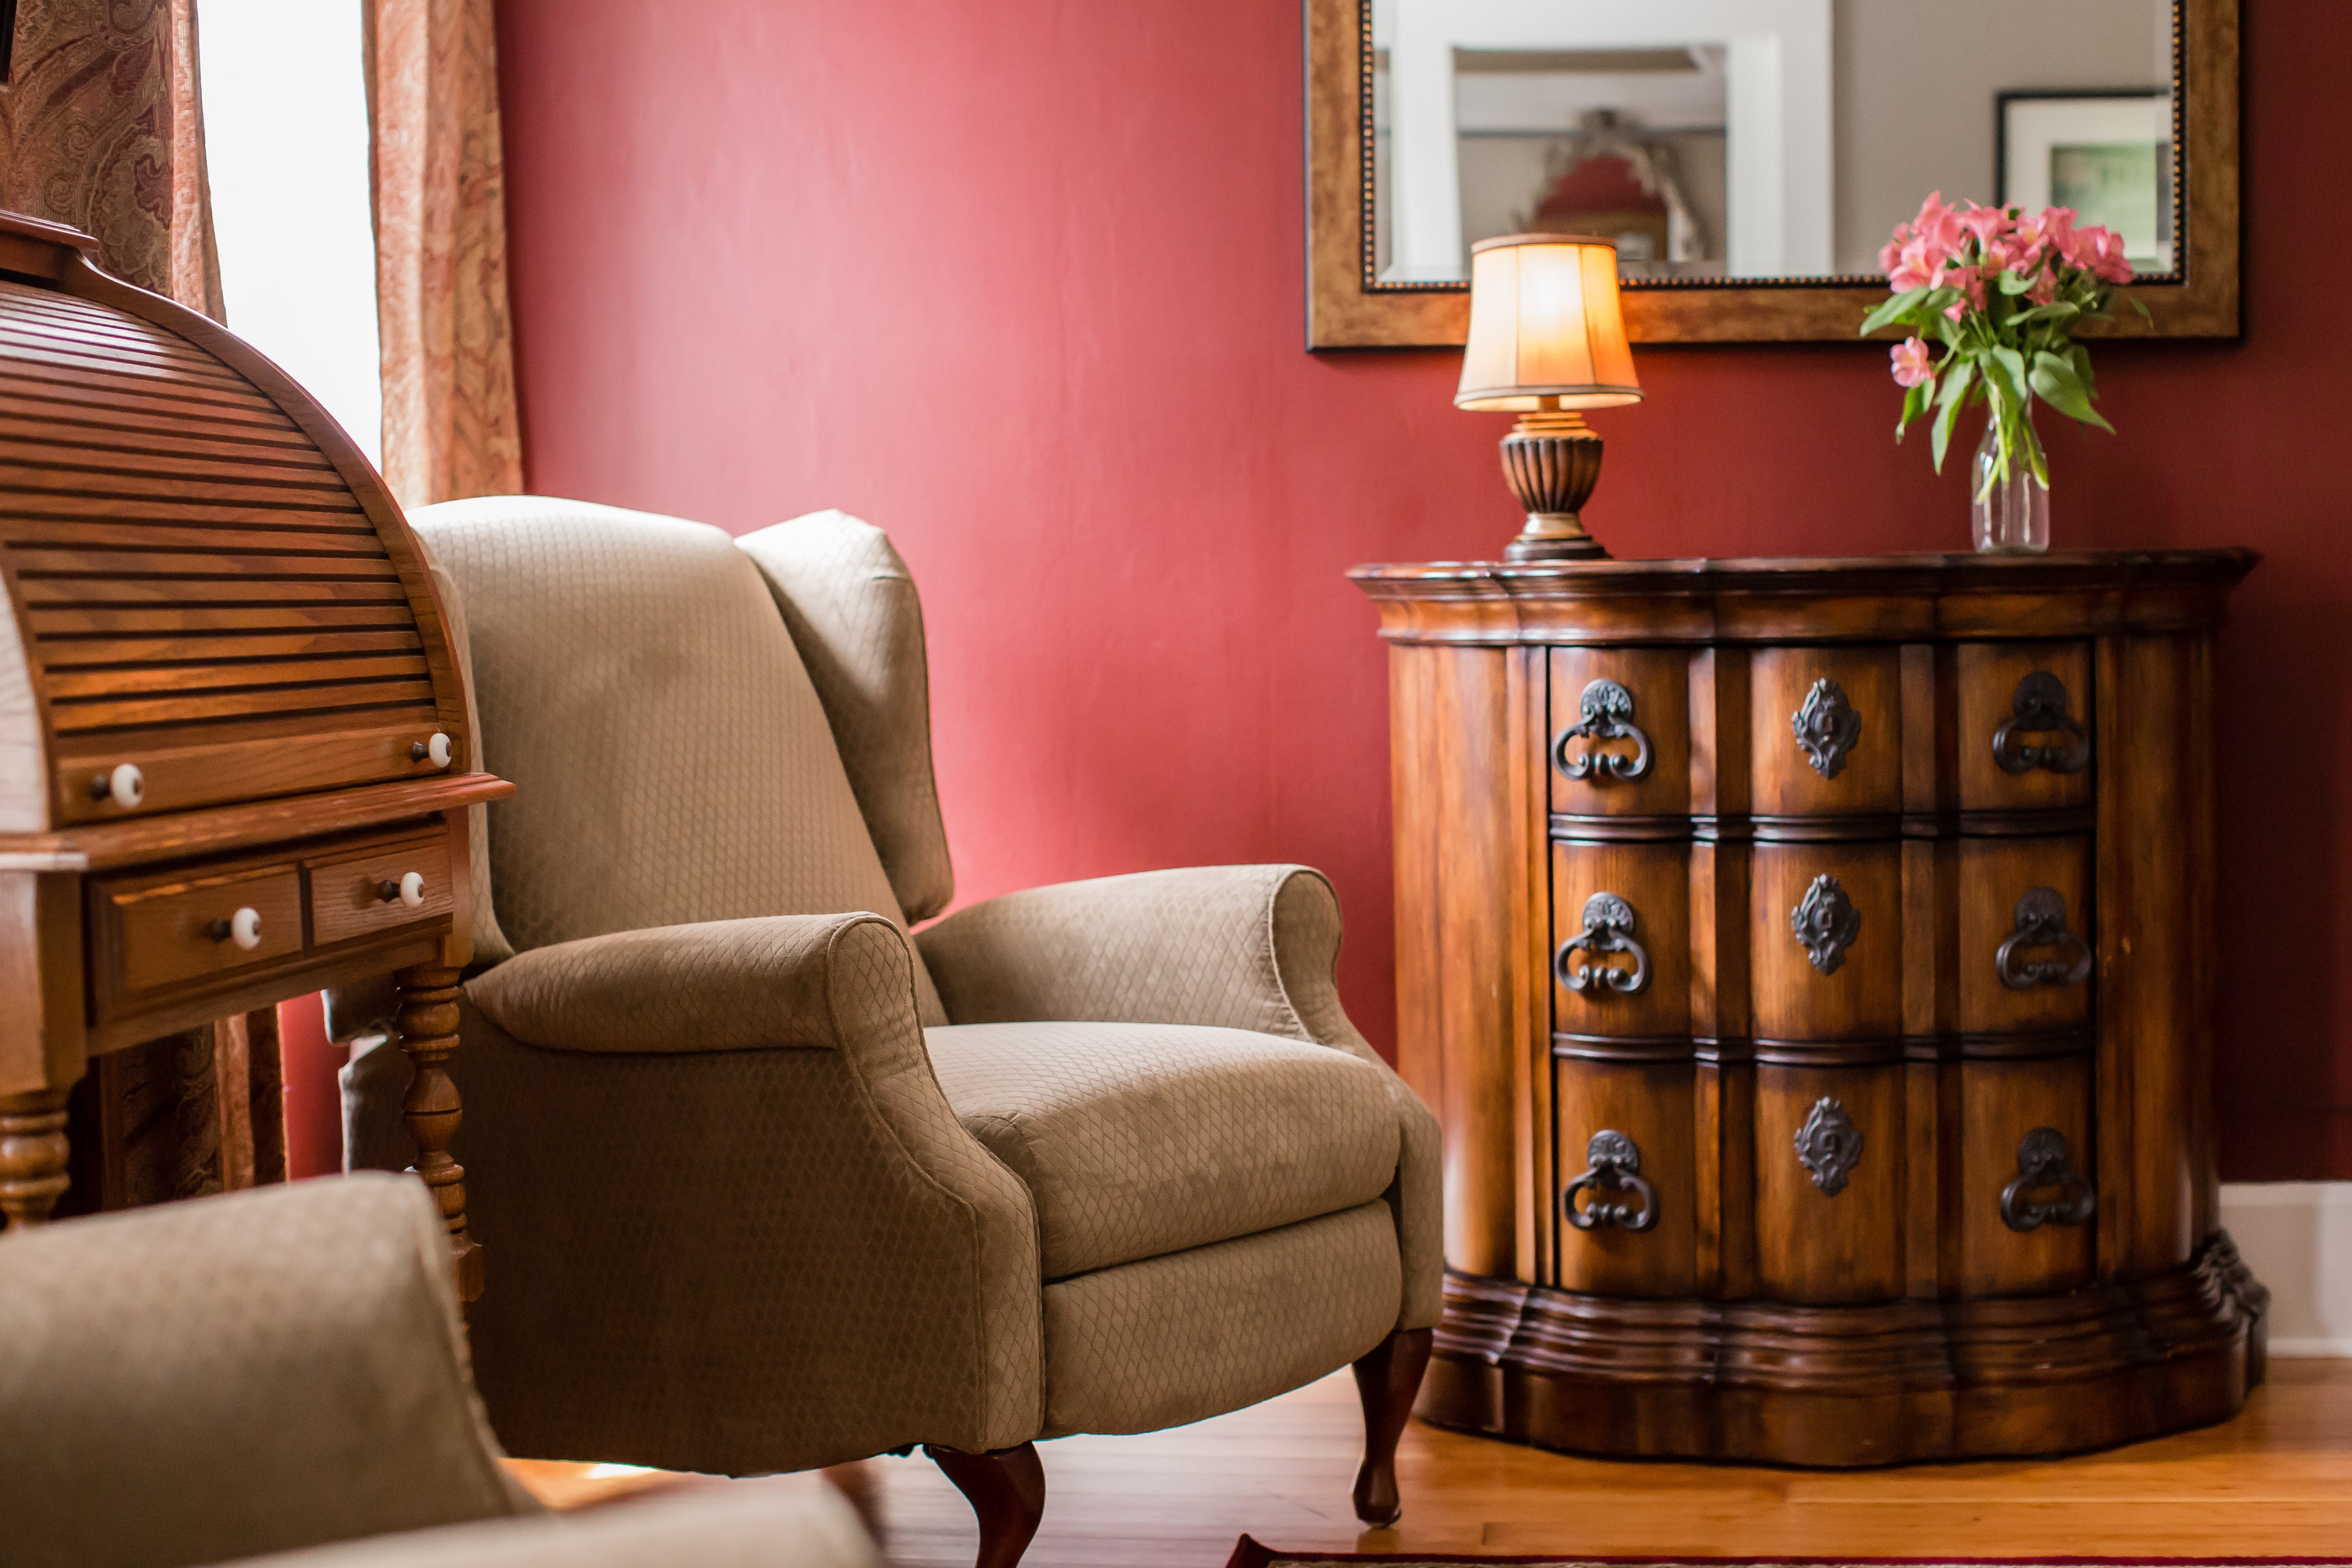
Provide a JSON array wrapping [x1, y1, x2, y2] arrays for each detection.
[[1224, 1549, 2352, 1568]]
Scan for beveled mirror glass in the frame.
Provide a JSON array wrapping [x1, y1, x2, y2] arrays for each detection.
[[1306, 0, 2238, 345]]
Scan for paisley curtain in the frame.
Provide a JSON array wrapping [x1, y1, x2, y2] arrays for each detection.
[[364, 0, 522, 507], [0, 0, 224, 318]]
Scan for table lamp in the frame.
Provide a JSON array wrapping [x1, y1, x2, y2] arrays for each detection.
[[1456, 234, 1644, 561]]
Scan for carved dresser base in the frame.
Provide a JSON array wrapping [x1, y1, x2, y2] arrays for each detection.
[[1423, 1237, 2269, 1466]]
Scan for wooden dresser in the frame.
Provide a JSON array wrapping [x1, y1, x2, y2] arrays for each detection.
[[1353, 550, 2265, 1465], [0, 211, 508, 1289]]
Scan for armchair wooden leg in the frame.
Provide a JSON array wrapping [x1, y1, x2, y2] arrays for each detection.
[[924, 1441, 1044, 1568], [395, 963, 483, 1300], [0, 1087, 70, 1233], [1349, 1325, 1433, 1527]]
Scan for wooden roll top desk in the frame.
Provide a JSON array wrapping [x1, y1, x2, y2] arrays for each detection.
[[1354, 549, 2265, 1465], [0, 212, 508, 1286]]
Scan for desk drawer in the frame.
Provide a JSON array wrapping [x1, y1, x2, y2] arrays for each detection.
[[99, 862, 306, 995], [86, 820, 454, 1032], [306, 832, 453, 946]]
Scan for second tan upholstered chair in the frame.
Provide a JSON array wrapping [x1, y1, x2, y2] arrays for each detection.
[[0, 1176, 878, 1568], [338, 498, 1441, 1568]]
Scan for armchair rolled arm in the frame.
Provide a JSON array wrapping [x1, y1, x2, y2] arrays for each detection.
[[917, 865, 1346, 1040], [235, 1488, 877, 1568], [0, 1176, 535, 1568], [918, 865, 1443, 1329], [467, 913, 919, 1055], [411, 912, 1047, 1469]]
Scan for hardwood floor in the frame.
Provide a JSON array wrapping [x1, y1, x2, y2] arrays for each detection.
[[510, 1360, 2352, 1566]]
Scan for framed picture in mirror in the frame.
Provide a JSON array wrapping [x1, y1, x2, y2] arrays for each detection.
[[1999, 90, 2174, 272], [1304, 0, 2239, 346]]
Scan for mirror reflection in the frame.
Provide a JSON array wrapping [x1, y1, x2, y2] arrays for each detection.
[[1368, 0, 2176, 284]]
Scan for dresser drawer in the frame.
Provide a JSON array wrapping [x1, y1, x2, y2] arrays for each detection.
[[1548, 648, 1690, 817], [95, 861, 306, 997], [1957, 835, 2092, 1036], [305, 830, 454, 946], [1957, 1055, 2097, 1296], [1955, 642, 2093, 813], [1754, 1062, 1905, 1304], [1751, 647, 1902, 818], [1750, 841, 1902, 1041], [1551, 840, 1689, 1039], [1553, 1057, 1697, 1296]]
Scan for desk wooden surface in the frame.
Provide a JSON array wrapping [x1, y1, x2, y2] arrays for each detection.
[[513, 1357, 2352, 1566]]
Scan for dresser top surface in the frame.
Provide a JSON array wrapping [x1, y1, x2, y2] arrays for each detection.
[[1351, 548, 2259, 599], [1350, 548, 2259, 644]]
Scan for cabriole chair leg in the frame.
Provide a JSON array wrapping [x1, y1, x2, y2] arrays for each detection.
[[924, 1441, 1046, 1568], [1349, 1326, 1434, 1526]]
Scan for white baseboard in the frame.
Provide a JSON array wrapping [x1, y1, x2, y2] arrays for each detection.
[[2220, 1181, 2352, 1357]]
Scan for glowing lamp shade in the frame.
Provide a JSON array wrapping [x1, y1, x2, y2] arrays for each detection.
[[1455, 236, 1642, 412], [1454, 235, 1643, 560]]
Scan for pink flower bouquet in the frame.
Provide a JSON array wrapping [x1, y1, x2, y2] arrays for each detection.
[[1862, 192, 2144, 492]]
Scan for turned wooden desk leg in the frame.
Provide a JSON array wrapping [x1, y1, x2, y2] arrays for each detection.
[[0, 1088, 70, 1233], [1350, 1325, 1433, 1527], [395, 963, 483, 1300]]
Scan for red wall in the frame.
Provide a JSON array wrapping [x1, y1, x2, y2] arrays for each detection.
[[486, 0, 2351, 1180]]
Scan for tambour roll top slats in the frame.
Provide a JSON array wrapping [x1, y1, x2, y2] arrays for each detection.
[[0, 218, 465, 834]]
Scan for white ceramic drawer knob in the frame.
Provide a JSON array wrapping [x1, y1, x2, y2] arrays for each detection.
[[91, 763, 144, 809], [212, 907, 263, 951], [411, 732, 454, 768], [378, 872, 428, 908]]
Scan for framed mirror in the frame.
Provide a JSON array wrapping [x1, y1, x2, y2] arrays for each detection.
[[1305, 0, 2237, 345]]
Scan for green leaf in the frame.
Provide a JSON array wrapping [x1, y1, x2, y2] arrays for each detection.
[[1896, 374, 1934, 439], [2068, 341, 2097, 397], [2021, 413, 2050, 486], [1996, 268, 2037, 295], [1984, 347, 2030, 421], [2029, 350, 2115, 432], [1930, 360, 1976, 473], [2007, 301, 2081, 330], [1860, 287, 1929, 336]]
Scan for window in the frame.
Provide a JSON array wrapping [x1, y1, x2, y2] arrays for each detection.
[[197, 1, 381, 466]]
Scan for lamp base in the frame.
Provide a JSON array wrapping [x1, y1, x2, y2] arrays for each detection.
[[1504, 521, 1610, 563], [1498, 409, 1610, 562]]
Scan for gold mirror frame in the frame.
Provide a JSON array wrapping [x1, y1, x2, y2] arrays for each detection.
[[1305, 0, 2239, 347]]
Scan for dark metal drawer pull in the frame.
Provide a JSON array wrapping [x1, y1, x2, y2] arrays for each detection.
[[1557, 892, 1650, 995], [1795, 1097, 1862, 1195], [1564, 1130, 1657, 1232], [1996, 887, 2093, 989], [1791, 677, 1861, 779], [1992, 671, 2090, 775], [1790, 873, 1860, 976], [1555, 678, 1653, 782], [2001, 1127, 2097, 1231]]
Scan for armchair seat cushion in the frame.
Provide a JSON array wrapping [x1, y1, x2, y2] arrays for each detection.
[[924, 1022, 1400, 1281]]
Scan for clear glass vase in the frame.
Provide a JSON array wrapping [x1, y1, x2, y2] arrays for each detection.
[[1971, 417, 2049, 554]]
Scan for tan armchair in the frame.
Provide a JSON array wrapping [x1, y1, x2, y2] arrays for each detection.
[[0, 1175, 878, 1568], [337, 498, 1441, 1567]]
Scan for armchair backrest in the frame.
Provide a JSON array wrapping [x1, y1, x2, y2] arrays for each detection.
[[414, 497, 948, 1023]]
